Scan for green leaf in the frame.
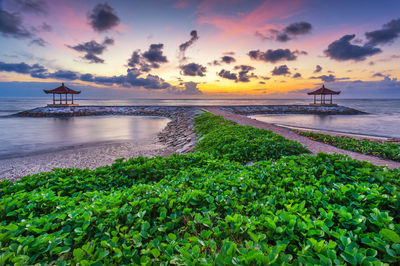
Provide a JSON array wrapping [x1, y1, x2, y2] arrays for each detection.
[[73, 248, 85, 261], [248, 232, 259, 243], [74, 227, 83, 234], [168, 233, 177, 241], [97, 250, 109, 260], [151, 249, 160, 258], [380, 229, 400, 243], [341, 252, 357, 265], [5, 224, 18, 231]]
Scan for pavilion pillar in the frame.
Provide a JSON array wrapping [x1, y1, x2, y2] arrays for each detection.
[[59, 94, 62, 104], [330, 94, 332, 104], [320, 94, 322, 105], [52, 93, 55, 104], [72, 94, 74, 104], [314, 95, 316, 104]]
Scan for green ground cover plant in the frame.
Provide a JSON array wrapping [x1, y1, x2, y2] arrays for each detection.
[[194, 112, 310, 163], [0, 112, 399, 265], [298, 131, 400, 162]]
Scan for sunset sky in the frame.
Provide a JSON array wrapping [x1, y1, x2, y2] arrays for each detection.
[[0, 0, 399, 98]]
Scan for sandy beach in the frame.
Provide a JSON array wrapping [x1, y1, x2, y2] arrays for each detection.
[[0, 138, 175, 181], [0, 107, 198, 181]]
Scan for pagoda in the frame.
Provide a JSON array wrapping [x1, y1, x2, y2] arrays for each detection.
[[307, 84, 340, 106], [44, 83, 81, 107]]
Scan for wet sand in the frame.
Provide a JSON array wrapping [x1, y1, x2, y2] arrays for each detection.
[[0, 138, 175, 182]]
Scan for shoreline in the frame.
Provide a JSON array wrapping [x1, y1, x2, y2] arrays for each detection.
[[0, 108, 199, 181], [0, 139, 171, 182], [266, 123, 398, 142], [0, 139, 147, 160]]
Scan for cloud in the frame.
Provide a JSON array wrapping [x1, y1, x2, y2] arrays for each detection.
[[310, 74, 335, 82], [125, 69, 171, 90], [179, 30, 199, 61], [285, 22, 312, 35], [365, 18, 400, 46], [127, 51, 142, 68], [0, 10, 32, 39], [324, 77, 400, 98], [324, 34, 381, 61], [82, 53, 104, 64], [0, 9, 51, 45], [49, 70, 79, 80], [293, 73, 302, 78], [0, 61, 176, 91], [127, 43, 168, 72], [79, 73, 94, 82], [314, 65, 322, 73], [221, 55, 236, 64], [248, 49, 306, 63], [36, 22, 52, 32], [172, 81, 202, 95], [67, 37, 114, 63], [142, 43, 168, 67], [14, 0, 48, 15], [234, 65, 256, 82], [80, 69, 171, 90], [30, 38, 48, 47], [180, 63, 206, 76], [0, 61, 82, 80], [271, 65, 290, 76], [217, 69, 237, 80], [256, 21, 312, 42], [309, 74, 350, 83], [87, 3, 120, 32], [0, 61, 47, 78], [210, 55, 236, 66], [218, 65, 256, 82], [372, 72, 390, 78]]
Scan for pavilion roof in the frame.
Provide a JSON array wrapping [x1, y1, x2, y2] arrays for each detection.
[[307, 84, 340, 95], [44, 83, 81, 94]]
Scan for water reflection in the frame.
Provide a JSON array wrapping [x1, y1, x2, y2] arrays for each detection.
[[250, 114, 400, 138], [0, 116, 169, 158]]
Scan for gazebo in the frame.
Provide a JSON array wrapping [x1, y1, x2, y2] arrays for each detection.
[[44, 83, 81, 107], [307, 84, 340, 106]]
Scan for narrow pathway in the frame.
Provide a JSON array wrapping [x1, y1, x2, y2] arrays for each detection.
[[205, 107, 400, 169]]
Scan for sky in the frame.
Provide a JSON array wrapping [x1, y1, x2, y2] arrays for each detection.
[[0, 0, 399, 99]]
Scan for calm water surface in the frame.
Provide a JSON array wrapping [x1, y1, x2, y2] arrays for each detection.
[[250, 99, 400, 138], [0, 115, 169, 159]]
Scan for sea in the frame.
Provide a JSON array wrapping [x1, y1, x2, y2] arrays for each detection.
[[0, 98, 399, 158]]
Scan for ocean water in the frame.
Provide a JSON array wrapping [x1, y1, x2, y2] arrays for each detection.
[[0, 99, 171, 158], [250, 99, 400, 139], [0, 98, 399, 158]]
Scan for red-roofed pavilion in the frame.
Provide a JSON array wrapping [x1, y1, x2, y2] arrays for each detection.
[[307, 84, 340, 106], [44, 83, 81, 107]]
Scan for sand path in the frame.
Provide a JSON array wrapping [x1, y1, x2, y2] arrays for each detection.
[[205, 107, 400, 169]]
